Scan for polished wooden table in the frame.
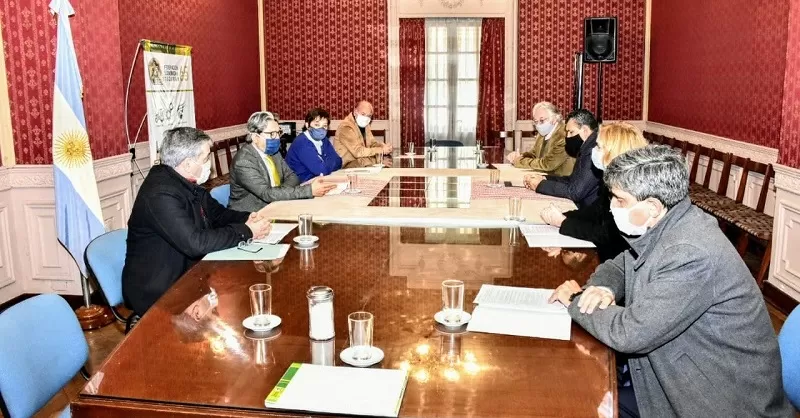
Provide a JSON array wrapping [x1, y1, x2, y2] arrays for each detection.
[[72, 224, 615, 417]]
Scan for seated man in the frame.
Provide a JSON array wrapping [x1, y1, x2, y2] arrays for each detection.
[[525, 109, 602, 209], [550, 145, 792, 417], [229, 111, 335, 212], [123, 127, 272, 316], [333, 100, 392, 168], [285, 107, 342, 183], [506, 101, 574, 176]]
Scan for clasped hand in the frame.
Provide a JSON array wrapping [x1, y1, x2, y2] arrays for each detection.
[[548, 280, 616, 314], [246, 212, 271, 240]]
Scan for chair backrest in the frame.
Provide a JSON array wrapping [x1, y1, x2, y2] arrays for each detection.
[[0, 294, 88, 418], [779, 307, 800, 409], [732, 156, 752, 204], [85, 229, 128, 307], [210, 184, 231, 208]]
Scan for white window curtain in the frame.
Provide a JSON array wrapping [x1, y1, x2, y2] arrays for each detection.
[[424, 18, 481, 146]]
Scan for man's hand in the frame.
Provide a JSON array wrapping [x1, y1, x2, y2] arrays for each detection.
[[524, 174, 545, 190], [506, 151, 520, 163], [548, 280, 582, 307], [382, 143, 393, 153], [576, 286, 616, 314], [540, 203, 566, 227], [311, 177, 338, 197], [246, 217, 271, 240]]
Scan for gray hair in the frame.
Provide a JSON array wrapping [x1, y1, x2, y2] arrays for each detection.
[[246, 111, 280, 136], [603, 145, 689, 209], [159, 127, 211, 168], [532, 101, 562, 121]]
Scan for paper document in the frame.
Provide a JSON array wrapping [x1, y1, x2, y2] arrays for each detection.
[[265, 363, 408, 417], [493, 163, 518, 171], [473, 284, 567, 314], [467, 285, 571, 340], [323, 182, 349, 196], [252, 223, 297, 244], [343, 166, 382, 174], [202, 243, 290, 261], [467, 305, 571, 340], [518, 224, 596, 248]]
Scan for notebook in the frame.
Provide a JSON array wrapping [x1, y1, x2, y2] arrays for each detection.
[[467, 285, 571, 340], [202, 243, 290, 261]]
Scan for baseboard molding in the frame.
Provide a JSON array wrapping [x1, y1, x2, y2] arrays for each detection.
[[763, 281, 799, 316]]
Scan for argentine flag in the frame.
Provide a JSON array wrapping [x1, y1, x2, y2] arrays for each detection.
[[51, 0, 105, 277]]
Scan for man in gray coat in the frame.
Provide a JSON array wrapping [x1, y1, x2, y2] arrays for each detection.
[[229, 111, 335, 212], [550, 145, 793, 417]]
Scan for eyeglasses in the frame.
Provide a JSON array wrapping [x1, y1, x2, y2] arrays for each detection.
[[237, 239, 263, 253], [262, 131, 283, 139]]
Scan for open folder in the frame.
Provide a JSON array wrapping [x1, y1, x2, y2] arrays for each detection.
[[265, 363, 408, 417], [202, 243, 290, 261]]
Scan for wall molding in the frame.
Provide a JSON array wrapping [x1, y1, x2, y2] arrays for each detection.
[[770, 164, 800, 302], [643, 121, 779, 164]]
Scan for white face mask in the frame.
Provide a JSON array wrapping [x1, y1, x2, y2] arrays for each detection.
[[535, 121, 555, 137], [196, 160, 212, 184], [356, 114, 371, 128], [591, 147, 606, 170], [610, 201, 650, 236]]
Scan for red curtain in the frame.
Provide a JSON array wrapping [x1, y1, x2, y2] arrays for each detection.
[[477, 18, 505, 147], [400, 19, 426, 148]]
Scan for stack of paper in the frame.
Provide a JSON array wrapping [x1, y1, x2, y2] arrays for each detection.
[[265, 363, 408, 417], [323, 182, 349, 196], [518, 224, 596, 248], [202, 243, 290, 261], [252, 223, 297, 244], [343, 166, 382, 174], [466, 284, 572, 340]]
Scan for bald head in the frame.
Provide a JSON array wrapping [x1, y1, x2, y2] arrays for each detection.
[[355, 101, 373, 117]]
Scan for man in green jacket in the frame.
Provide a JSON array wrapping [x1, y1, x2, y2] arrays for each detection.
[[506, 101, 575, 176]]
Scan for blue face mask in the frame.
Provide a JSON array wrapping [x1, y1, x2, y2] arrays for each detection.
[[264, 138, 281, 155], [309, 127, 327, 141]]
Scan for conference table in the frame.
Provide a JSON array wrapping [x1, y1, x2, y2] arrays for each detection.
[[71, 147, 616, 418]]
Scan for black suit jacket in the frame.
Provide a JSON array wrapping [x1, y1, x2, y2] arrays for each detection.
[[559, 182, 630, 262], [535, 131, 602, 209], [122, 165, 253, 315]]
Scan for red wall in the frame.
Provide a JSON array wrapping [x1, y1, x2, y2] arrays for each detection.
[[648, 0, 790, 149], [517, 0, 645, 121], [119, 0, 261, 144], [265, 0, 388, 121], [1, 0, 127, 164], [780, 1, 800, 168]]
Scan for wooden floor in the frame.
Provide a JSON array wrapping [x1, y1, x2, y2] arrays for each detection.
[[14, 298, 789, 418]]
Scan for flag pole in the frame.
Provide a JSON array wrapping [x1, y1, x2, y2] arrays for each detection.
[[75, 273, 113, 330]]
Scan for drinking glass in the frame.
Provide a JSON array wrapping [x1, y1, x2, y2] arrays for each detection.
[[508, 197, 522, 221], [299, 248, 315, 270], [298, 214, 313, 236], [249, 283, 272, 327], [441, 280, 465, 324], [348, 311, 374, 360], [346, 174, 361, 194], [488, 169, 501, 188]]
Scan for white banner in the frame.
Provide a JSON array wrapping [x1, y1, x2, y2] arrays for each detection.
[[142, 40, 196, 164]]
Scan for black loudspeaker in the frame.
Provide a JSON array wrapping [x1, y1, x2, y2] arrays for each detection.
[[584, 17, 617, 63]]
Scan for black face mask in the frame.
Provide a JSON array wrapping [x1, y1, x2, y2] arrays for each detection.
[[565, 135, 583, 158]]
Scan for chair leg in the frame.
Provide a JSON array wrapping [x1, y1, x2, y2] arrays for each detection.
[[125, 314, 140, 334], [80, 366, 91, 380], [735, 232, 749, 257], [756, 241, 772, 288]]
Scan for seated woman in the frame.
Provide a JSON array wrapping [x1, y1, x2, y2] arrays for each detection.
[[286, 107, 342, 182], [229, 111, 336, 212], [539, 122, 647, 262]]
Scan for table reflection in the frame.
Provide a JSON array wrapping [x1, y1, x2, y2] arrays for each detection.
[[370, 176, 471, 208], [391, 146, 507, 168]]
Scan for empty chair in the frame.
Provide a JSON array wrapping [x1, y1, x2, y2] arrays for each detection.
[[0, 294, 89, 418], [779, 307, 800, 409], [210, 184, 231, 207], [85, 228, 128, 323]]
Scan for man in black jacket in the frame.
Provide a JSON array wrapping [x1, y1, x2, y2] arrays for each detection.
[[525, 109, 602, 209], [123, 127, 272, 316]]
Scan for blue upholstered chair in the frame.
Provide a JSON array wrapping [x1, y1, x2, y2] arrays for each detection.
[[210, 184, 231, 207], [0, 294, 89, 418], [85, 228, 128, 323], [779, 307, 800, 409]]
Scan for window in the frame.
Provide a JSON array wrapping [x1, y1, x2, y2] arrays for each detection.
[[425, 19, 481, 146]]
